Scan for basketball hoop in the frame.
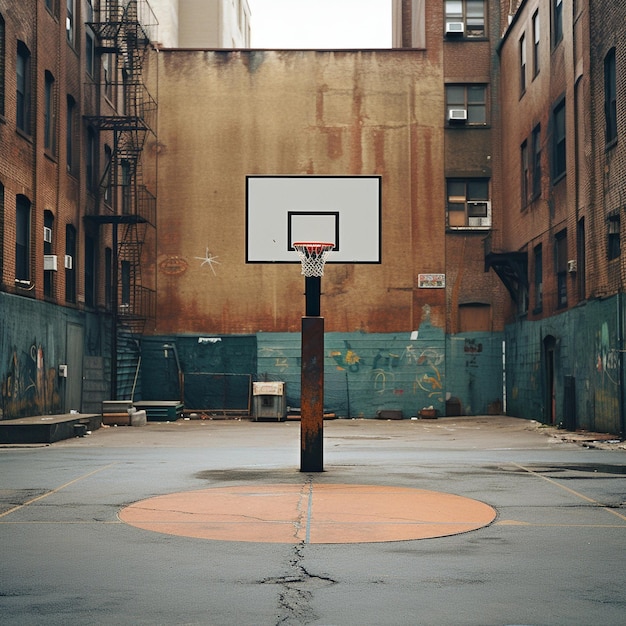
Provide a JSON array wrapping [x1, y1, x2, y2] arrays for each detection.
[[293, 242, 334, 277]]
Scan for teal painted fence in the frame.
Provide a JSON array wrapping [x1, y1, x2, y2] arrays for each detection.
[[258, 324, 448, 418], [505, 296, 625, 434], [0, 292, 110, 418]]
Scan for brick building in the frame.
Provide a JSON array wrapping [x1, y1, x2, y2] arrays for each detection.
[[0, 1, 624, 433]]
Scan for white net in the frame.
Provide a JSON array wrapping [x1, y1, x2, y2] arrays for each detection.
[[293, 242, 334, 277]]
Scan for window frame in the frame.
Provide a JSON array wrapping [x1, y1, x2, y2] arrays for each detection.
[[16, 41, 31, 134], [533, 244, 543, 313], [0, 15, 5, 117], [554, 230, 568, 309], [552, 99, 566, 182], [531, 124, 542, 199], [43, 210, 55, 298], [66, 0, 75, 46], [44, 71, 56, 154], [65, 224, 77, 303], [445, 0, 487, 38], [604, 48, 617, 146], [446, 178, 491, 230], [66, 95, 76, 173], [445, 83, 488, 125], [532, 10, 540, 78], [608, 214, 621, 261], [15, 194, 31, 283], [519, 33, 527, 95], [552, 0, 563, 48], [521, 139, 530, 208]]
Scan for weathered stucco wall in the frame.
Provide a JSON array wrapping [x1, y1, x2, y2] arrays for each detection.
[[153, 49, 445, 335]]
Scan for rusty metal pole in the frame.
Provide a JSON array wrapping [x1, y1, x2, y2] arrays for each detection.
[[301, 276, 324, 472]]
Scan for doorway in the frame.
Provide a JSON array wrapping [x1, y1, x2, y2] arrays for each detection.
[[543, 335, 556, 424]]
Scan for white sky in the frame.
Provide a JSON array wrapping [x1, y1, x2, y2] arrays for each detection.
[[248, 0, 393, 49]]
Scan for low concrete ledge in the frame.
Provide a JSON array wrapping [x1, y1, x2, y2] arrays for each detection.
[[0, 414, 101, 444]]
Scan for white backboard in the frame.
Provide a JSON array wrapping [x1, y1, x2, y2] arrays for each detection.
[[246, 176, 381, 263]]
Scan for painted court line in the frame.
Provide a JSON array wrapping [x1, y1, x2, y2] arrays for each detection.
[[512, 462, 626, 523], [0, 463, 118, 519]]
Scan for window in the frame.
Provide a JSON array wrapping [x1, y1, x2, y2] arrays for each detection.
[[44, 211, 54, 298], [445, 0, 485, 38], [552, 99, 566, 181], [86, 29, 95, 77], [16, 41, 31, 134], [66, 95, 76, 173], [65, 224, 76, 303], [103, 145, 113, 204], [552, 0, 563, 47], [446, 178, 490, 229], [103, 54, 113, 101], [604, 49, 617, 145], [44, 71, 56, 153], [555, 230, 567, 308], [608, 214, 620, 261], [521, 140, 529, 207], [85, 234, 96, 308], [0, 15, 5, 117], [0, 182, 4, 275], [45, 0, 59, 16], [85, 0, 95, 76], [86, 127, 97, 191], [121, 158, 132, 214], [519, 33, 526, 95], [532, 11, 540, 77], [533, 244, 543, 313], [445, 84, 487, 124], [532, 124, 542, 198], [105, 247, 112, 310], [577, 218, 586, 300], [16, 195, 31, 282], [66, 0, 75, 45], [121, 260, 131, 307]]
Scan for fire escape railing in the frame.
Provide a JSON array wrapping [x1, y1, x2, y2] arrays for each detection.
[[85, 0, 158, 335]]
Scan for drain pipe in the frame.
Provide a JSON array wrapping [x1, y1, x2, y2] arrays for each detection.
[[618, 294, 625, 438]]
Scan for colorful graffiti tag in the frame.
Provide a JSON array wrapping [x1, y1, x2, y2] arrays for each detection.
[[1, 342, 61, 419]]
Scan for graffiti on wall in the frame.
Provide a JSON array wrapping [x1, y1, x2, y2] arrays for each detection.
[[596, 322, 619, 385], [1, 341, 61, 419], [329, 341, 444, 403]]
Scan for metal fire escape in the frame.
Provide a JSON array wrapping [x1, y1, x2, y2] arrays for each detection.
[[85, 0, 157, 338]]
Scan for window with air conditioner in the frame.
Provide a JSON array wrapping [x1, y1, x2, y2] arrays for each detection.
[[446, 179, 491, 229], [445, 0, 485, 38], [446, 84, 487, 125]]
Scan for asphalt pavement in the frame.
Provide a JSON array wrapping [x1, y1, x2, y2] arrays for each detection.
[[1, 415, 624, 625]]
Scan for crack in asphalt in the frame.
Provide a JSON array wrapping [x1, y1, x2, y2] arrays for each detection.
[[263, 544, 337, 626]]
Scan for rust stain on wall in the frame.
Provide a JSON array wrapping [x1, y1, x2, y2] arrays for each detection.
[[151, 50, 445, 335]]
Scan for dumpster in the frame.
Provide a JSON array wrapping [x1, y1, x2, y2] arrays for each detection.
[[252, 382, 287, 422]]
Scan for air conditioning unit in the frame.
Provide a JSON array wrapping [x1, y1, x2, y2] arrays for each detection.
[[467, 201, 491, 228], [448, 108, 468, 122], [567, 259, 577, 273], [43, 226, 52, 243], [44, 254, 58, 271], [64, 254, 73, 269], [446, 22, 465, 36]]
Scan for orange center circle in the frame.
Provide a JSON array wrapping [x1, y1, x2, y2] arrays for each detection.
[[119, 484, 496, 544]]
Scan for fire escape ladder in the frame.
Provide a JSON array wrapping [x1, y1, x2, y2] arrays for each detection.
[[85, 0, 157, 338]]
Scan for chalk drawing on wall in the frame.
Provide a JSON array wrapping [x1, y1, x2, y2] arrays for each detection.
[[194, 247, 220, 275]]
